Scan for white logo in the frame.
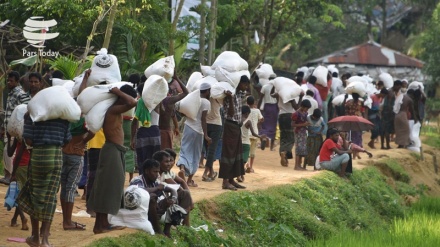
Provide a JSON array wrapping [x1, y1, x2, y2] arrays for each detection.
[[23, 16, 59, 48]]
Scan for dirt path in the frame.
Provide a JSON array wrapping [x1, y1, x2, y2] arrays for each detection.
[[1, 138, 439, 247]]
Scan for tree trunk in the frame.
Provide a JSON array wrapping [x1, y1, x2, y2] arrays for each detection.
[[199, 0, 207, 63], [102, 0, 119, 49], [169, 0, 185, 55], [77, 1, 109, 75], [207, 0, 217, 65]]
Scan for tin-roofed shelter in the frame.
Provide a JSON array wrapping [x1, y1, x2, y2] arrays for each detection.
[[306, 41, 425, 82]]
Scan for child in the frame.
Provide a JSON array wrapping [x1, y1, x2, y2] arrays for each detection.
[[291, 100, 312, 170], [238, 105, 266, 182], [245, 96, 264, 173], [7, 135, 29, 230], [305, 109, 326, 169], [153, 150, 193, 226], [339, 132, 373, 159]]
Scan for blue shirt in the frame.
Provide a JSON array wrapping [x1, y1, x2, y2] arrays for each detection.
[[23, 117, 71, 146], [307, 115, 326, 137]]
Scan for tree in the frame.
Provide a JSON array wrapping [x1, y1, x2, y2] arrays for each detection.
[[419, 3, 440, 86]]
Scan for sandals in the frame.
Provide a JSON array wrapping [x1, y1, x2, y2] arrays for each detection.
[[64, 222, 86, 231], [202, 176, 213, 182], [230, 181, 246, 189]]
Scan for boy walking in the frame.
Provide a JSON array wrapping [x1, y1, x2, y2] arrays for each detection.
[[245, 96, 263, 173]]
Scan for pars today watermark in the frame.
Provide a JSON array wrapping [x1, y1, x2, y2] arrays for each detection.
[[22, 16, 60, 58]]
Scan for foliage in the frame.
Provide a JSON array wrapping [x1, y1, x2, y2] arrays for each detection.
[[374, 159, 410, 183], [89, 167, 408, 247], [46, 54, 92, 80], [418, 3, 440, 85], [307, 197, 440, 247]]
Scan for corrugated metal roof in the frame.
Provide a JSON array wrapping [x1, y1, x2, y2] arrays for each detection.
[[308, 41, 423, 68]]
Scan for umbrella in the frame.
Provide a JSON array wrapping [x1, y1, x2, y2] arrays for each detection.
[[328, 116, 374, 132]]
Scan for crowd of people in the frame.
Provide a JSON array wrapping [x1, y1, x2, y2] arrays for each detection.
[[0, 61, 425, 245]]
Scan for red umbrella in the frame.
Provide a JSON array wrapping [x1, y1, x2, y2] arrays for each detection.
[[328, 116, 374, 132]]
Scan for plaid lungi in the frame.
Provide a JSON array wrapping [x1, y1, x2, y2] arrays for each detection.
[[17, 145, 62, 222]]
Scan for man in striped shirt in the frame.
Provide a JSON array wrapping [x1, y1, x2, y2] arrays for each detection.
[[0, 71, 30, 185]]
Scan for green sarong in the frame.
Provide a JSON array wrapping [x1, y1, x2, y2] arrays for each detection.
[[17, 145, 62, 222], [123, 119, 135, 173]]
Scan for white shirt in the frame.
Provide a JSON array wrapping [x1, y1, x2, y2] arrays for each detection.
[[278, 101, 294, 114], [249, 108, 263, 139], [185, 98, 211, 134], [206, 97, 222, 126], [303, 95, 318, 115], [241, 116, 251, 144], [151, 110, 160, 126], [261, 84, 277, 105]]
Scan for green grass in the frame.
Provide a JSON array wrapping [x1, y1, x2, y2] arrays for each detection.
[[307, 197, 440, 247], [374, 159, 410, 183], [88, 167, 408, 247]]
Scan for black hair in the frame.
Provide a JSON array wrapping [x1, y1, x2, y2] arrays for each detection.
[[120, 84, 137, 98], [246, 95, 255, 105], [380, 88, 389, 95], [140, 75, 147, 83], [240, 75, 250, 83], [332, 72, 338, 78], [300, 99, 312, 108], [136, 83, 144, 95], [242, 105, 251, 115], [128, 74, 141, 86], [308, 75, 317, 85], [326, 128, 339, 139], [312, 108, 322, 118], [352, 93, 360, 101], [306, 90, 314, 97], [296, 71, 304, 77], [141, 159, 160, 172], [28, 72, 42, 82], [152, 150, 171, 163], [341, 73, 351, 80], [52, 70, 64, 79], [8, 71, 20, 81], [164, 148, 177, 160], [377, 81, 384, 86], [393, 80, 403, 87]]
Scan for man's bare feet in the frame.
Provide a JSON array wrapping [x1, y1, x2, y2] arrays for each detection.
[[63, 221, 86, 231], [10, 219, 19, 227], [93, 225, 126, 234], [294, 166, 306, 171], [280, 152, 288, 167], [25, 236, 39, 247], [21, 218, 29, 230]]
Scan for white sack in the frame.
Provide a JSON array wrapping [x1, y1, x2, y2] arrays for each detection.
[[145, 56, 175, 82], [332, 94, 352, 106], [87, 48, 121, 85], [300, 84, 309, 94], [108, 185, 154, 235], [259, 78, 270, 87], [28, 86, 81, 122], [72, 72, 85, 97], [215, 67, 250, 88], [364, 96, 372, 109], [331, 78, 343, 95], [192, 76, 217, 91], [347, 76, 368, 86], [211, 82, 235, 100], [379, 73, 393, 89], [200, 64, 216, 77], [311, 65, 328, 87], [175, 90, 201, 120], [77, 82, 131, 115], [52, 78, 72, 86], [273, 77, 302, 104], [409, 120, 422, 148], [142, 75, 168, 112], [7, 104, 28, 139], [327, 64, 338, 75], [255, 63, 275, 79], [63, 81, 75, 98], [345, 81, 367, 97], [186, 72, 205, 92], [85, 98, 117, 133], [408, 81, 424, 91], [211, 51, 248, 72]]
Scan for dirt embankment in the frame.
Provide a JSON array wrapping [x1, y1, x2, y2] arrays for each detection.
[[0, 138, 439, 247]]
